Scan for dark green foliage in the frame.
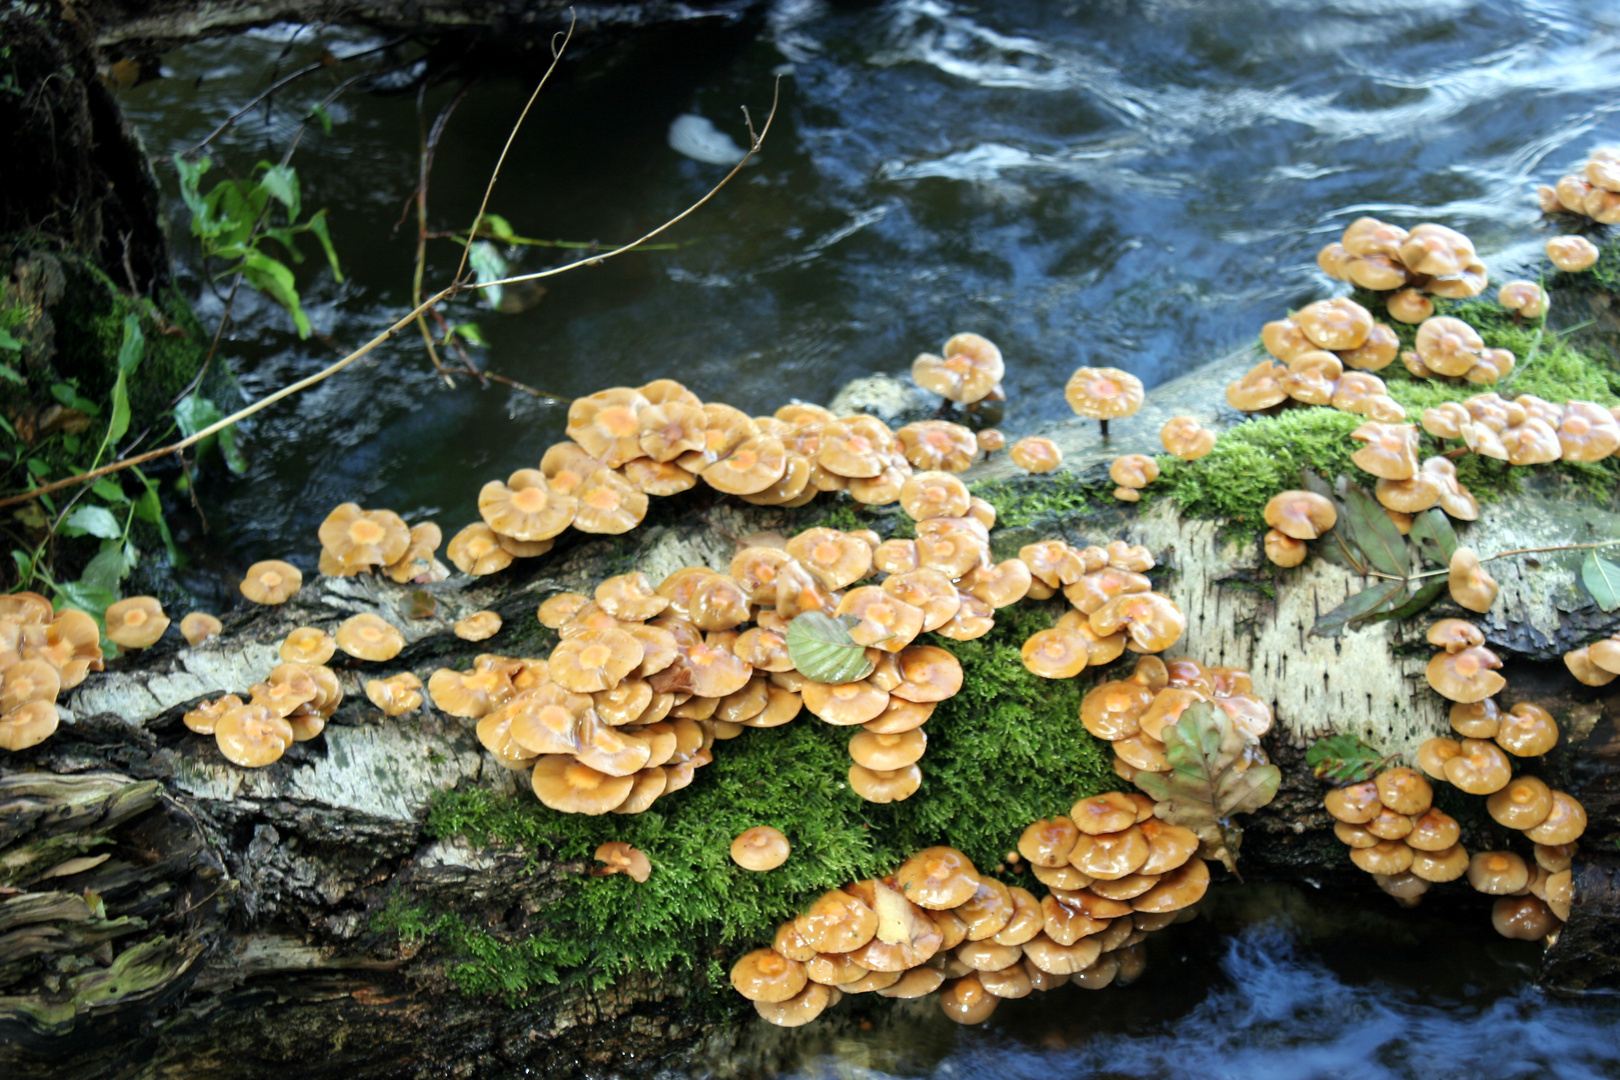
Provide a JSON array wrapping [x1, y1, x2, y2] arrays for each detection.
[[414, 602, 1116, 1002]]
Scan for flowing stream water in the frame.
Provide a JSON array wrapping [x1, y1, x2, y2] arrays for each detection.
[[111, 1, 1620, 1073]]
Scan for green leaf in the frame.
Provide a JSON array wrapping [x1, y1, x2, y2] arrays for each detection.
[[308, 102, 333, 135], [115, 312, 144, 375], [132, 469, 182, 566], [257, 162, 302, 220], [785, 612, 875, 684], [1131, 702, 1281, 876], [1306, 734, 1392, 785], [1582, 550, 1620, 612], [61, 505, 122, 539], [79, 541, 133, 595], [1408, 509, 1458, 566], [1367, 578, 1448, 624], [467, 240, 507, 311], [91, 477, 128, 503], [173, 394, 247, 473], [0, 327, 22, 351], [1341, 485, 1409, 577], [0, 363, 23, 384], [1311, 579, 1407, 637], [174, 155, 213, 232], [451, 322, 487, 347], [305, 210, 343, 282], [106, 369, 131, 445], [240, 251, 311, 338], [50, 382, 99, 415], [482, 214, 516, 243]]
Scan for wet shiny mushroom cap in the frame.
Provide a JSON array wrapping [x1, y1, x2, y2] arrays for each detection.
[[446, 523, 515, 576], [1426, 645, 1506, 704], [795, 888, 878, 953], [730, 947, 808, 1004], [1405, 807, 1462, 853], [1496, 702, 1558, 757], [1131, 857, 1209, 913], [183, 694, 242, 735], [1416, 736, 1463, 780], [1295, 297, 1373, 351], [937, 972, 999, 1025], [1427, 619, 1484, 654], [1065, 366, 1145, 421], [479, 470, 576, 542], [1350, 422, 1420, 480], [1079, 680, 1155, 740], [912, 335, 1004, 404], [1442, 738, 1512, 795], [976, 428, 1006, 453], [1565, 645, 1619, 687], [894, 846, 980, 909], [1070, 793, 1140, 836], [104, 596, 170, 649], [1109, 454, 1160, 490], [1467, 851, 1529, 895], [573, 469, 649, 534], [1350, 839, 1413, 876], [1324, 781, 1382, 825], [1340, 323, 1401, 372], [1524, 790, 1587, 846], [1413, 316, 1485, 377], [365, 673, 425, 717], [900, 471, 972, 521], [594, 841, 652, 883], [1139, 820, 1198, 875], [636, 400, 707, 462], [1375, 767, 1432, 816], [1556, 401, 1620, 461], [836, 587, 925, 653], [1018, 817, 1081, 868], [787, 528, 874, 591], [1547, 235, 1599, 272], [1019, 627, 1089, 679], [0, 659, 60, 717], [566, 388, 650, 467], [334, 613, 405, 662], [1263, 529, 1307, 568], [1160, 416, 1216, 461], [1486, 775, 1553, 830], [531, 754, 635, 814], [214, 703, 294, 768], [1492, 896, 1562, 941], [1226, 359, 1288, 410], [848, 763, 923, 802], [595, 572, 670, 622], [179, 612, 223, 646], [1262, 491, 1337, 540], [754, 981, 836, 1027], [550, 629, 644, 693], [1009, 436, 1063, 474], [452, 611, 502, 642], [802, 678, 889, 725], [897, 421, 979, 472], [1089, 592, 1185, 654], [849, 727, 927, 771], [1450, 698, 1501, 739], [1409, 843, 1469, 883], [1070, 826, 1150, 880], [537, 593, 590, 630], [891, 645, 963, 702], [730, 826, 791, 871]]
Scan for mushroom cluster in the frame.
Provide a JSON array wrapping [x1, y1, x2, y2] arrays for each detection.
[[1079, 654, 1270, 784], [1422, 394, 1620, 468], [318, 504, 447, 580], [1536, 147, 1620, 226], [181, 622, 347, 766], [1396, 315, 1515, 386], [1325, 766, 1462, 905], [1317, 217, 1489, 303], [0, 594, 104, 751], [1565, 632, 1620, 687], [733, 837, 1204, 1028], [911, 333, 1006, 409], [1018, 539, 1187, 672], [1233, 299, 1405, 418]]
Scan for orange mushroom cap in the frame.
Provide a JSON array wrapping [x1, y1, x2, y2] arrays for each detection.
[[1009, 436, 1063, 474], [1065, 367, 1144, 421], [104, 596, 170, 649], [1160, 417, 1216, 461], [179, 612, 222, 646], [365, 673, 425, 717], [730, 826, 791, 871], [335, 613, 405, 662], [447, 523, 515, 576], [1263, 491, 1337, 540]]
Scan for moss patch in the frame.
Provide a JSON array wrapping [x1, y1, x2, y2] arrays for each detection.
[[408, 602, 1116, 1003], [968, 472, 1099, 534]]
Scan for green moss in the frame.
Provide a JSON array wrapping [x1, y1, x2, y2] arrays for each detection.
[[408, 602, 1116, 1003], [1161, 408, 1362, 532], [968, 472, 1098, 533]]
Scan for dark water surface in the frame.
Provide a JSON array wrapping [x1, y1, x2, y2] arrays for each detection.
[[119, 0, 1620, 577]]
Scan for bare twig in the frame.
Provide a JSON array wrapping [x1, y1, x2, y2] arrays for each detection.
[[0, 79, 782, 511], [451, 15, 576, 287], [1401, 538, 1620, 581], [413, 83, 475, 388]]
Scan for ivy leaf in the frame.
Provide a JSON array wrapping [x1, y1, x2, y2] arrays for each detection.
[[1408, 509, 1458, 566], [1583, 550, 1620, 612], [1311, 579, 1406, 637], [1341, 485, 1408, 577], [1306, 734, 1392, 785], [1132, 702, 1281, 876], [785, 612, 874, 685]]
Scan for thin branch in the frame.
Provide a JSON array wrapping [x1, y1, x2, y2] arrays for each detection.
[[1403, 538, 1620, 581], [0, 79, 782, 510], [451, 14, 575, 288], [413, 83, 474, 388]]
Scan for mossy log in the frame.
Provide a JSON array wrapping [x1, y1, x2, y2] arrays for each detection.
[[5, 334, 1620, 1076]]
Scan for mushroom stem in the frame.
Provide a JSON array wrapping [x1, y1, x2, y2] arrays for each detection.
[[1099, 419, 1109, 439]]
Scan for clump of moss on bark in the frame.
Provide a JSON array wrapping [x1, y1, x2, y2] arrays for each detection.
[[413, 602, 1116, 1002]]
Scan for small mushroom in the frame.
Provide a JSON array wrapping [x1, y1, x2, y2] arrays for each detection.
[[105, 596, 170, 649], [1009, 436, 1063, 474], [574, 469, 649, 534], [895, 846, 980, 909], [1547, 235, 1599, 272], [755, 981, 836, 1027], [1263, 491, 1337, 540], [1492, 896, 1562, 941], [1324, 781, 1382, 824], [1065, 367, 1145, 436], [1020, 627, 1090, 679], [593, 841, 652, 883], [531, 754, 635, 814], [180, 612, 223, 646], [1407, 807, 1462, 852], [1351, 839, 1414, 876], [1350, 422, 1420, 480], [1375, 767, 1433, 816], [1109, 455, 1160, 499], [447, 524, 515, 576], [335, 613, 405, 662], [454, 611, 503, 642], [897, 421, 979, 472], [912, 333, 1005, 405], [1263, 529, 1307, 568], [1088, 592, 1185, 654], [214, 703, 294, 768], [1495, 702, 1558, 757], [1448, 548, 1499, 613], [730, 948, 808, 1004], [1467, 851, 1529, 895], [848, 763, 922, 802], [1417, 736, 1462, 779], [977, 429, 1006, 453], [566, 388, 650, 467], [730, 826, 791, 871], [1410, 843, 1470, 883], [479, 470, 576, 541], [1226, 359, 1289, 411], [1160, 417, 1216, 461], [1523, 790, 1586, 845], [365, 672, 425, 716], [1295, 297, 1373, 351], [1427, 619, 1484, 654], [183, 694, 241, 735], [1487, 775, 1553, 830], [1442, 737, 1512, 794]]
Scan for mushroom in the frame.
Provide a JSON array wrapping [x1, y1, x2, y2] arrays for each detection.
[[1351, 839, 1414, 875], [1088, 592, 1185, 654], [891, 645, 963, 702], [1428, 619, 1484, 655], [1109, 455, 1159, 501], [730, 826, 791, 871], [1262, 529, 1307, 568], [531, 754, 635, 814], [1009, 436, 1063, 474], [566, 388, 650, 467], [172, 612, 221, 647], [1442, 737, 1512, 794], [1496, 702, 1558, 757], [1334, 821, 1379, 849], [1535, 843, 1576, 873], [1263, 491, 1337, 540], [1020, 627, 1090, 679], [183, 694, 241, 735], [1065, 367, 1145, 437], [1487, 775, 1553, 830], [1566, 645, 1619, 687], [1160, 417, 1215, 461], [1523, 791, 1586, 845], [1545, 869, 1573, 921], [591, 841, 652, 883], [637, 401, 708, 462], [1555, 401, 1620, 461], [730, 948, 808, 1004], [1350, 422, 1420, 480], [1407, 807, 1462, 852], [1492, 896, 1562, 941], [1324, 781, 1382, 824], [900, 471, 971, 521], [335, 613, 405, 662], [912, 333, 1005, 405], [1295, 298, 1373, 351], [214, 702, 294, 768], [573, 469, 649, 534], [897, 421, 979, 472], [795, 888, 878, 953], [1375, 767, 1432, 815], [786, 528, 874, 591], [1131, 857, 1209, 913], [937, 973, 999, 1024], [1547, 235, 1599, 272], [1467, 851, 1529, 895], [1417, 737, 1462, 780], [454, 611, 503, 642], [1498, 280, 1548, 319], [848, 763, 922, 802], [1448, 548, 1499, 613], [895, 846, 979, 909], [1427, 645, 1506, 705], [1342, 216, 1409, 259], [365, 672, 424, 716], [1018, 817, 1081, 868], [319, 504, 410, 571], [550, 629, 644, 693], [960, 560, 1032, 610], [1385, 288, 1433, 324], [446, 524, 515, 576], [1340, 324, 1400, 372], [1410, 843, 1470, 883], [977, 429, 1006, 453], [102, 596, 169, 649], [849, 728, 927, 770], [1226, 359, 1289, 411], [755, 982, 837, 1027]]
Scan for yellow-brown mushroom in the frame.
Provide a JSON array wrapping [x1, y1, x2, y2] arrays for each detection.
[[1263, 491, 1337, 540], [1065, 367, 1144, 435], [1009, 436, 1062, 474], [180, 612, 223, 647], [1160, 417, 1215, 461], [105, 596, 169, 649], [335, 613, 405, 662]]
